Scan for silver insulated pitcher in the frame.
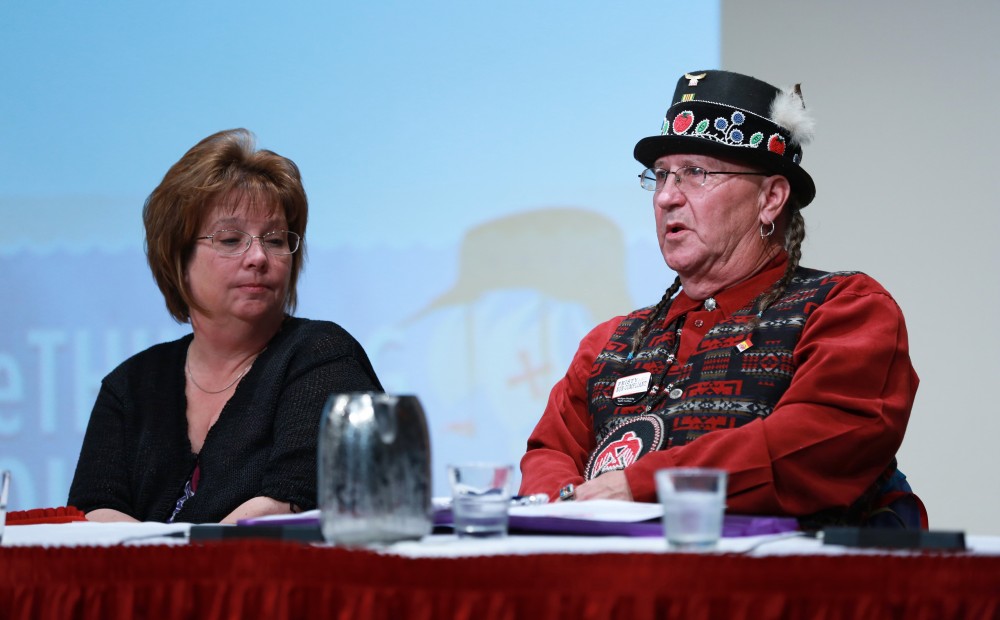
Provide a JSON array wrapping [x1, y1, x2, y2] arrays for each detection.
[[318, 392, 432, 545]]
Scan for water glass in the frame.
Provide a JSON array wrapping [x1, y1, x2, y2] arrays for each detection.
[[447, 463, 513, 538], [655, 468, 727, 550]]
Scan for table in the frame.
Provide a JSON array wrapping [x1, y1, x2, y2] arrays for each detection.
[[1, 523, 999, 620]]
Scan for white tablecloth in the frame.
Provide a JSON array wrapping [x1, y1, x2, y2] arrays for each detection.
[[4, 521, 999, 558]]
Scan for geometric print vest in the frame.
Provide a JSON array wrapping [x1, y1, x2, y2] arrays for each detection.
[[584, 267, 854, 480]]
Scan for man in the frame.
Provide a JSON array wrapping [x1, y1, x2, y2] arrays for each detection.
[[519, 70, 922, 527]]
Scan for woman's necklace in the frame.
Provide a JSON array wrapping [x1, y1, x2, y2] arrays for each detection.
[[185, 349, 265, 395]]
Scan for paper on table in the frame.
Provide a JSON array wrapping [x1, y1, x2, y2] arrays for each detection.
[[238, 500, 658, 527], [509, 499, 662, 522], [239, 500, 799, 539], [503, 502, 799, 538]]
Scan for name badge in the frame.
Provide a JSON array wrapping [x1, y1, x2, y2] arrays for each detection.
[[612, 372, 651, 399]]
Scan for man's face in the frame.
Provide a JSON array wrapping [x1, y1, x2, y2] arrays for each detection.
[[651, 153, 768, 289]]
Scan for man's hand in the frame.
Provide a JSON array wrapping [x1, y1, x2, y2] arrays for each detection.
[[573, 470, 634, 501]]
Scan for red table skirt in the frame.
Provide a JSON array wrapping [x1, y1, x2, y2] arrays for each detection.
[[0, 541, 998, 620]]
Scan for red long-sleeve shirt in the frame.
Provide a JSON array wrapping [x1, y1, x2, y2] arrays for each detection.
[[519, 259, 918, 517]]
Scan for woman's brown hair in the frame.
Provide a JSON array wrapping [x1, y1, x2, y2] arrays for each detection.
[[143, 128, 308, 323]]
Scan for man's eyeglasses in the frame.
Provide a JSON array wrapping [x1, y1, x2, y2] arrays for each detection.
[[196, 230, 301, 256], [638, 166, 768, 192]]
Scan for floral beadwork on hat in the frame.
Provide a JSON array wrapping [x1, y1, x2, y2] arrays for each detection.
[[662, 107, 795, 161], [635, 70, 817, 206], [768, 134, 786, 156]]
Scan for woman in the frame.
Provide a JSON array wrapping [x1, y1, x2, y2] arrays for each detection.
[[519, 70, 922, 527], [68, 129, 383, 523]]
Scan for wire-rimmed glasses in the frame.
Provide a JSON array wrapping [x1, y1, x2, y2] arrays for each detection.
[[638, 166, 768, 192], [196, 230, 301, 256]]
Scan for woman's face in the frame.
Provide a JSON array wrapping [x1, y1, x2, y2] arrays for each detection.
[[185, 195, 292, 328]]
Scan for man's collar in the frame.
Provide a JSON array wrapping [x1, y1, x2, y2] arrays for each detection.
[[665, 253, 789, 322]]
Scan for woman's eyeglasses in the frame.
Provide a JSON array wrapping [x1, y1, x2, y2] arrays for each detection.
[[196, 230, 301, 256]]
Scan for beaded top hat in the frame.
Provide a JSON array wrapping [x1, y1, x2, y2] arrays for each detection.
[[633, 70, 817, 207]]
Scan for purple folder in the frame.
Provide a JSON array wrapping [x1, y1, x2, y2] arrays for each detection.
[[434, 508, 798, 538], [240, 508, 799, 538]]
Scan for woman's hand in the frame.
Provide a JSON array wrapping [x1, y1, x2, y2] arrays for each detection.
[[572, 470, 634, 502], [86, 508, 140, 523], [221, 496, 296, 524]]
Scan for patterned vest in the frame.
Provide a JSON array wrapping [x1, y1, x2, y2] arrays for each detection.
[[584, 267, 854, 480]]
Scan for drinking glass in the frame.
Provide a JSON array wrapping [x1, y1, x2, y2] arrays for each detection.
[[655, 468, 727, 550], [447, 463, 513, 538]]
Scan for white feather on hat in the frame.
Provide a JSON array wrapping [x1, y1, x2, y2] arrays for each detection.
[[770, 84, 815, 147]]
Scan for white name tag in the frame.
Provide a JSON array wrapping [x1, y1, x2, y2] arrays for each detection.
[[612, 372, 651, 399]]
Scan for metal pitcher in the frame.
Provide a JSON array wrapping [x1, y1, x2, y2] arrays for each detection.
[[318, 392, 432, 545]]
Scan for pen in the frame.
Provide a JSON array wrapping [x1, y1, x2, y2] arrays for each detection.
[[437, 493, 549, 510], [509, 493, 549, 507]]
